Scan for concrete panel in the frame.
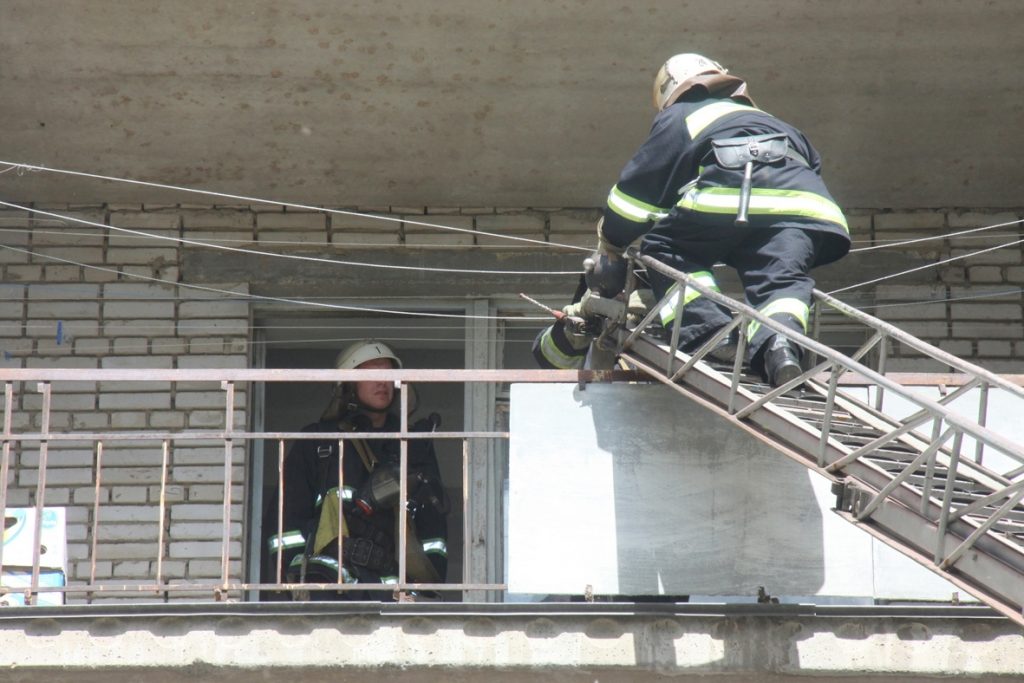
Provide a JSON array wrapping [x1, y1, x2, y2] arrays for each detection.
[[508, 383, 971, 601], [1, 1, 1023, 209]]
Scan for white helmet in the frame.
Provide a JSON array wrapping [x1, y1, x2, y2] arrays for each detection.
[[653, 53, 749, 111], [334, 339, 402, 372]]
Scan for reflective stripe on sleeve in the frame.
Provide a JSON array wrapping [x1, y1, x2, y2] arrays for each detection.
[[267, 529, 306, 553], [607, 185, 670, 224], [421, 538, 448, 558], [658, 272, 719, 326], [677, 186, 848, 232], [746, 297, 810, 341], [685, 101, 762, 137]]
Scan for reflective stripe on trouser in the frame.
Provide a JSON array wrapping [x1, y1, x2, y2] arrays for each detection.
[[746, 297, 809, 342], [539, 327, 585, 369], [657, 271, 720, 326], [677, 186, 848, 233]]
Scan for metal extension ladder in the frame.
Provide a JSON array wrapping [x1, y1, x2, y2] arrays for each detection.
[[605, 251, 1024, 626]]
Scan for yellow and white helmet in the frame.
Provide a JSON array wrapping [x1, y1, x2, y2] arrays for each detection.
[[652, 53, 750, 111]]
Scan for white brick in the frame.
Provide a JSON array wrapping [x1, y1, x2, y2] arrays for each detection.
[[149, 412, 186, 428], [180, 210, 254, 230], [171, 504, 241, 521], [875, 211, 945, 232], [170, 521, 241, 540], [109, 211, 181, 230], [168, 541, 240, 559], [549, 210, 601, 234], [188, 484, 243, 501], [148, 484, 186, 502], [330, 231, 401, 246], [100, 523, 162, 542], [950, 302, 1021, 321], [178, 319, 249, 336], [404, 231, 474, 246], [177, 300, 248, 318], [101, 355, 174, 369], [171, 465, 243, 483], [331, 213, 398, 231], [99, 467, 161, 485], [978, 340, 1013, 357], [952, 321, 1023, 339], [24, 286, 101, 301], [104, 301, 176, 319], [256, 212, 326, 231], [27, 302, 100, 319], [112, 560, 153, 578], [73, 487, 111, 504], [20, 448, 94, 467], [177, 355, 248, 369], [97, 504, 159, 522], [72, 413, 110, 430], [97, 393, 172, 411], [17, 467, 94, 486], [4, 266, 42, 281], [106, 247, 178, 265], [93, 543, 158, 561], [188, 559, 240, 577], [110, 487, 149, 503], [947, 211, 1021, 230]]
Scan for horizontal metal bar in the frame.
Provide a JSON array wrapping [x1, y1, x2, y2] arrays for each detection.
[[1, 430, 511, 442], [0, 368, 645, 384], [2, 582, 507, 594]]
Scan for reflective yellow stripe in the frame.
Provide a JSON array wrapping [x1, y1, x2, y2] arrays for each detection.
[[267, 530, 306, 553], [422, 538, 448, 557], [540, 327, 585, 369], [658, 272, 719, 325], [685, 101, 762, 137], [747, 297, 809, 340], [607, 185, 670, 224], [677, 186, 848, 231]]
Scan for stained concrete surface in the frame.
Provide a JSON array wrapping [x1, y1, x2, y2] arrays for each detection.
[[1, 1, 1023, 209]]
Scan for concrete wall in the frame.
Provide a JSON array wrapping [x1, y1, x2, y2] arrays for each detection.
[[1, 202, 1022, 599]]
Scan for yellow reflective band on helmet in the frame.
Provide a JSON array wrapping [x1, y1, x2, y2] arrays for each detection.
[[746, 297, 809, 340], [607, 185, 670, 224], [677, 186, 848, 232], [658, 272, 719, 326], [540, 327, 585, 369], [421, 538, 448, 557], [685, 101, 762, 137]]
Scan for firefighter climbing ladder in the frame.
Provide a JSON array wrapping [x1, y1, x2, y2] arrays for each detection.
[[607, 251, 1024, 627]]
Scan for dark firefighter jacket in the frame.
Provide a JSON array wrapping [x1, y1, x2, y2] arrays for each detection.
[[265, 412, 448, 587], [601, 95, 850, 266]]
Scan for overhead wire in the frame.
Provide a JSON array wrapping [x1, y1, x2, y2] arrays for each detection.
[[2, 160, 1022, 309], [0, 160, 592, 252], [0, 200, 582, 277], [0, 244, 550, 322]]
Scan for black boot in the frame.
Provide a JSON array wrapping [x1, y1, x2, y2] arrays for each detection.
[[707, 328, 740, 363], [763, 335, 802, 388]]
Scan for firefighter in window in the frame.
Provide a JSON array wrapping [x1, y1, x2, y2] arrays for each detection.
[[266, 340, 448, 600]]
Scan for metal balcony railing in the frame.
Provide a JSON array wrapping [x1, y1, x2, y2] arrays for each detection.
[[0, 367, 628, 605]]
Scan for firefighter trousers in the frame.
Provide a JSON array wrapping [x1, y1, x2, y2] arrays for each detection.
[[641, 219, 828, 373]]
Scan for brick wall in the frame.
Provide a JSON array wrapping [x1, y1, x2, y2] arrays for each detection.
[[1, 203, 1021, 602]]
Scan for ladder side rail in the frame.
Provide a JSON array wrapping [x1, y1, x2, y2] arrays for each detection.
[[634, 253, 1024, 473], [814, 289, 1024, 402]]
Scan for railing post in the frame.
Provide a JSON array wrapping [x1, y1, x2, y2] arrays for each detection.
[[88, 441, 104, 603], [219, 381, 236, 598], [0, 383, 12, 583], [30, 382, 52, 606], [397, 382, 409, 598], [155, 440, 169, 596]]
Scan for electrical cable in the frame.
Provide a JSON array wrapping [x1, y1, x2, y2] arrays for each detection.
[[0, 244, 550, 322], [0, 200, 581, 277], [0, 160, 593, 252]]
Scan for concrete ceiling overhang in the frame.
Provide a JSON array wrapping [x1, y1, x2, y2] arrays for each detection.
[[1, 0, 1022, 209]]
